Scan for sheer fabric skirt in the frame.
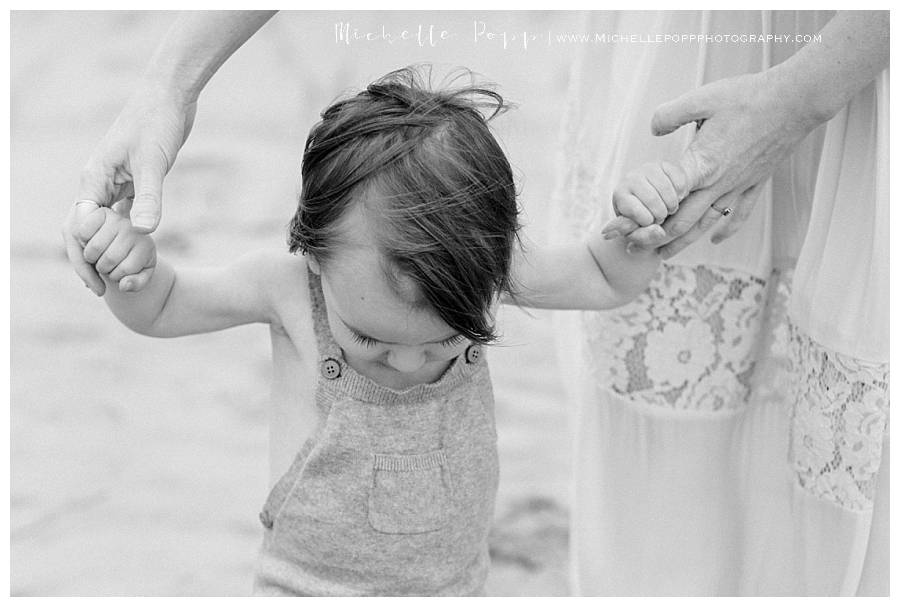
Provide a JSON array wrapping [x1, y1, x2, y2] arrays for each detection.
[[551, 10, 889, 596]]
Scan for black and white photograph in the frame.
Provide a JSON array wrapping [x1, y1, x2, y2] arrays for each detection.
[[9, 9, 890, 596]]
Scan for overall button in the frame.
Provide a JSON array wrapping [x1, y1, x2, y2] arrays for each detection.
[[259, 510, 274, 529], [320, 357, 342, 380], [464, 344, 481, 364]]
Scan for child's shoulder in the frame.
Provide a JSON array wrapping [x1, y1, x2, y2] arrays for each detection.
[[240, 247, 308, 274], [237, 248, 312, 327], [238, 247, 309, 291]]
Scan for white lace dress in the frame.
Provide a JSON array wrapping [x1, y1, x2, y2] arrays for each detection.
[[550, 11, 889, 596]]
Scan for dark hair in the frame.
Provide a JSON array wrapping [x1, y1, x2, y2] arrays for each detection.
[[288, 65, 520, 344]]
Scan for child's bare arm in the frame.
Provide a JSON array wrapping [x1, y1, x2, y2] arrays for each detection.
[[506, 232, 661, 310], [76, 208, 279, 336], [100, 254, 280, 337], [507, 161, 688, 310]]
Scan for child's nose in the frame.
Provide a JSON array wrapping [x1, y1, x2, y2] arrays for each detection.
[[386, 347, 426, 374]]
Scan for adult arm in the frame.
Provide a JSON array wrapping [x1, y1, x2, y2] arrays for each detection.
[[605, 11, 889, 258], [67, 10, 277, 295]]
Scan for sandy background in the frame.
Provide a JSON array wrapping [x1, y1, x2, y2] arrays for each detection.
[[10, 11, 590, 596]]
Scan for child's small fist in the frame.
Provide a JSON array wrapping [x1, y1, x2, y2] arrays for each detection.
[[613, 162, 688, 234], [611, 161, 690, 229], [73, 203, 106, 247], [77, 207, 156, 292]]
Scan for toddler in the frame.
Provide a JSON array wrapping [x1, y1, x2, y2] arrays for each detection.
[[70, 67, 685, 596]]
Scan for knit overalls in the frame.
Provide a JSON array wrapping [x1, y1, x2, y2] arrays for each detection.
[[252, 273, 499, 596]]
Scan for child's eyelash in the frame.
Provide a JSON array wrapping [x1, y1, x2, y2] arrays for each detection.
[[350, 331, 465, 349], [439, 335, 466, 348], [351, 332, 379, 348]]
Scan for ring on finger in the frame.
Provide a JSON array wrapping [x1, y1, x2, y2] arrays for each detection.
[[74, 199, 100, 208], [711, 203, 733, 216]]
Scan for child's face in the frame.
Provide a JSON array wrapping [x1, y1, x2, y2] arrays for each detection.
[[312, 248, 470, 376], [309, 207, 472, 377]]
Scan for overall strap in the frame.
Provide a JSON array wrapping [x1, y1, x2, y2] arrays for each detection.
[[307, 270, 342, 360]]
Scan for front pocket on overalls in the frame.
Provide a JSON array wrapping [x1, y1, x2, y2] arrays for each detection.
[[367, 449, 453, 534]]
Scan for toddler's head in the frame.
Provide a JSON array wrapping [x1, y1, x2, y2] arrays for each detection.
[[288, 66, 519, 374]]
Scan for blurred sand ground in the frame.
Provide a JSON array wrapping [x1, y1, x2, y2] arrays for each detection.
[[10, 11, 589, 596]]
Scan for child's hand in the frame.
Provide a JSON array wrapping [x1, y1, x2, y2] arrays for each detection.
[[601, 161, 690, 242], [75, 204, 157, 292]]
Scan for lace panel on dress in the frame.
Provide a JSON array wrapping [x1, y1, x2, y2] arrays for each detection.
[[582, 263, 777, 412], [787, 323, 889, 511]]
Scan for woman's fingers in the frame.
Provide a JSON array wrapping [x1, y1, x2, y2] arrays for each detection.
[[71, 144, 134, 294], [64, 227, 104, 296], [658, 190, 740, 259], [625, 185, 714, 250], [63, 202, 104, 295], [650, 85, 715, 136], [710, 183, 763, 244], [130, 146, 168, 232]]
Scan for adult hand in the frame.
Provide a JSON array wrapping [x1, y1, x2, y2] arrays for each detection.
[[609, 9, 890, 258], [65, 85, 196, 295], [603, 68, 820, 258]]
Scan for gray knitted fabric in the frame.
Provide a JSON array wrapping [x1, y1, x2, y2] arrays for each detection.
[[252, 271, 499, 596]]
